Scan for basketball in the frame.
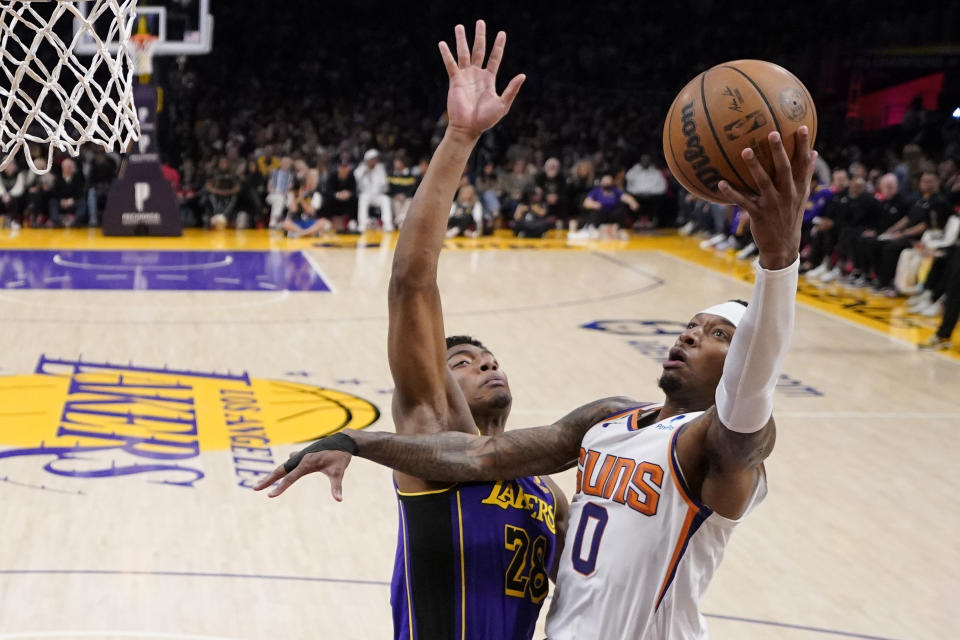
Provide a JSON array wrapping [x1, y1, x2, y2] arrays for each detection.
[[663, 59, 817, 204]]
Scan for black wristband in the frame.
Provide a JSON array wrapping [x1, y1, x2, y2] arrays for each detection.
[[283, 432, 360, 473]]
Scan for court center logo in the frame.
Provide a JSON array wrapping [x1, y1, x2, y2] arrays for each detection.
[[0, 356, 380, 490]]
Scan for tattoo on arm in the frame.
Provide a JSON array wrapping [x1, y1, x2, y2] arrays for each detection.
[[353, 396, 638, 481]]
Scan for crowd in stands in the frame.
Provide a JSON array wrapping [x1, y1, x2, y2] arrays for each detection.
[[683, 140, 960, 350], [0, 2, 957, 347]]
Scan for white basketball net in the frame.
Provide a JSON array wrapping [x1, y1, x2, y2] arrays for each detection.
[[0, 0, 140, 174]]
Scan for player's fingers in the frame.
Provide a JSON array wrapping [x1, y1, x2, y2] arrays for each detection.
[[500, 74, 526, 111], [717, 181, 760, 218], [471, 19, 486, 67], [268, 464, 306, 498], [325, 466, 345, 502], [253, 464, 286, 491], [740, 146, 776, 204], [454, 24, 470, 69], [767, 131, 791, 194], [802, 150, 818, 197], [791, 125, 811, 183], [486, 31, 506, 76], [438, 41, 458, 78]]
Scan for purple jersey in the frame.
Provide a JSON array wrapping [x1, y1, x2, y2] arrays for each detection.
[[804, 183, 832, 223], [391, 477, 558, 640]]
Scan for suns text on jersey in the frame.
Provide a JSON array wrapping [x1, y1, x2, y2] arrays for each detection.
[[576, 448, 664, 516]]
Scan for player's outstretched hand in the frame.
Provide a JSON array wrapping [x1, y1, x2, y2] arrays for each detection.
[[718, 126, 817, 270], [253, 446, 353, 501], [440, 19, 525, 139]]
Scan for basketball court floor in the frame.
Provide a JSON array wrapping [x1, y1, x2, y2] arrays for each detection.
[[0, 228, 956, 640]]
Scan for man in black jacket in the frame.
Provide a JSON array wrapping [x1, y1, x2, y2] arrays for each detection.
[[49, 158, 87, 227]]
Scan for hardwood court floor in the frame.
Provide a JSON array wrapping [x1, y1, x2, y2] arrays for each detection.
[[0, 229, 956, 640]]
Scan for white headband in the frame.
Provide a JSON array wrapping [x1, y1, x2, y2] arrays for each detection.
[[698, 301, 746, 328]]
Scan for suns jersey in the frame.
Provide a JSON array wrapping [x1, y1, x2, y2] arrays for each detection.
[[546, 405, 767, 639], [391, 475, 558, 640]]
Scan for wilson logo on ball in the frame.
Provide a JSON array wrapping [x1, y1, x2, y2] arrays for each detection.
[[664, 59, 817, 204], [679, 101, 722, 192]]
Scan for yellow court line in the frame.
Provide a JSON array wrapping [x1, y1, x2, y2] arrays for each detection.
[[1, 229, 956, 359], [646, 235, 960, 362]]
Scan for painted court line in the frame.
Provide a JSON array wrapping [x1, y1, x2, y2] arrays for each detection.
[[53, 253, 234, 272], [0, 569, 900, 639], [0, 633, 240, 640]]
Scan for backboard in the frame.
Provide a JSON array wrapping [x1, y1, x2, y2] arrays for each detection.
[[74, 0, 212, 56]]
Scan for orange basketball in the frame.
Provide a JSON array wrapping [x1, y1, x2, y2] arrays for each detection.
[[663, 59, 817, 204]]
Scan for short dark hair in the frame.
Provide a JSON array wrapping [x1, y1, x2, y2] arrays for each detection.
[[446, 335, 486, 351], [730, 299, 748, 307]]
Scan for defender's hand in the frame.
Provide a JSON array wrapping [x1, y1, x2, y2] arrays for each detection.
[[439, 20, 525, 140], [718, 126, 817, 270], [253, 449, 353, 500]]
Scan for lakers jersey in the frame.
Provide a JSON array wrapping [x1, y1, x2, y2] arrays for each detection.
[[391, 476, 558, 640], [546, 406, 767, 639]]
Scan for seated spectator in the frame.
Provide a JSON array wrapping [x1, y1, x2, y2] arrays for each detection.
[[323, 156, 357, 231], [202, 156, 242, 227], [25, 159, 54, 226], [571, 173, 638, 239], [829, 168, 849, 194], [474, 161, 504, 223], [906, 208, 960, 315], [283, 168, 331, 238], [236, 160, 266, 229], [811, 176, 880, 282], [500, 158, 532, 217], [49, 158, 87, 227], [266, 156, 295, 229], [537, 157, 567, 224], [0, 161, 27, 230], [387, 155, 417, 228], [625, 154, 668, 229], [354, 148, 393, 232], [566, 159, 596, 233], [869, 171, 951, 294], [85, 150, 116, 227], [512, 186, 552, 238], [178, 158, 204, 228], [852, 173, 911, 285], [447, 184, 484, 238]]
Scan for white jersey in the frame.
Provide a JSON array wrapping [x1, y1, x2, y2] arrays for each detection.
[[546, 404, 767, 639]]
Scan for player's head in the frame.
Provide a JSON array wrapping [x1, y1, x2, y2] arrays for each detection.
[[599, 173, 615, 189], [445, 335, 512, 422], [658, 300, 748, 408], [364, 148, 380, 168]]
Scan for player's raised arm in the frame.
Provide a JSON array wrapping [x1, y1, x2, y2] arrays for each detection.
[[387, 20, 524, 434], [254, 396, 639, 498], [675, 127, 816, 519]]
